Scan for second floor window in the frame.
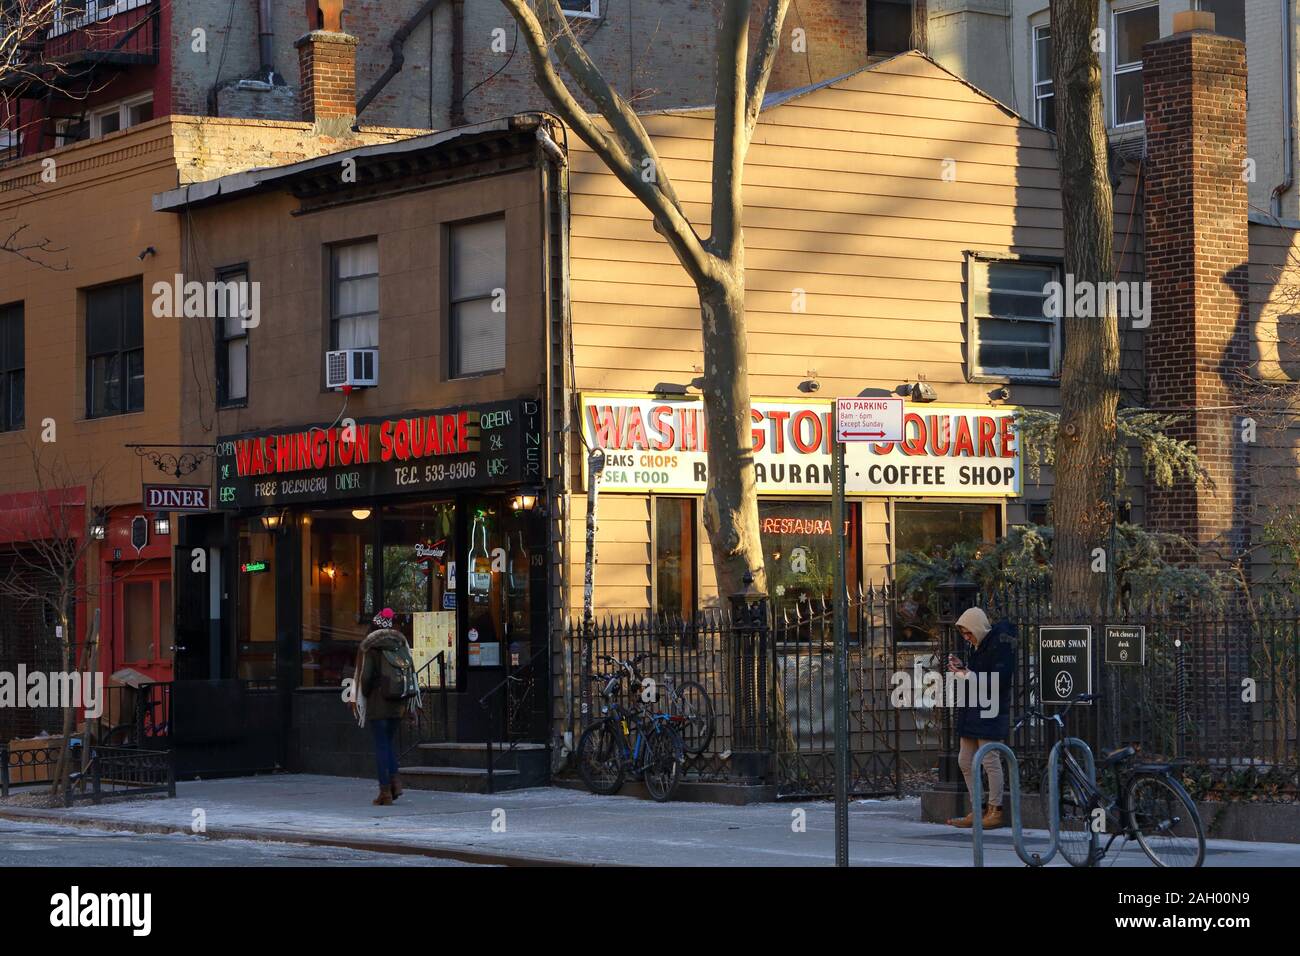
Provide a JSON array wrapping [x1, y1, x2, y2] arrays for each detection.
[[449, 217, 506, 378], [216, 267, 249, 406], [0, 302, 23, 432], [330, 240, 379, 350], [1113, 4, 1159, 127], [559, 0, 599, 17], [867, 0, 914, 56], [1033, 25, 1055, 132], [1196, 0, 1246, 43], [86, 278, 144, 417], [968, 258, 1059, 379]]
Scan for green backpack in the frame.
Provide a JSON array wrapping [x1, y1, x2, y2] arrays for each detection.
[[377, 647, 418, 701]]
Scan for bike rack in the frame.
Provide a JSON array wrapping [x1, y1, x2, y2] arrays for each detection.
[[969, 737, 1098, 867]]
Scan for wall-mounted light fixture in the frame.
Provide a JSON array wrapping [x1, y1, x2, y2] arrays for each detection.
[[89, 509, 108, 540], [260, 507, 289, 533], [909, 382, 939, 403], [351, 508, 372, 520], [319, 561, 338, 581], [510, 493, 539, 513], [153, 513, 171, 536]]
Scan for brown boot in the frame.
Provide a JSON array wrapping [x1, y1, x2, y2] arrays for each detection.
[[947, 811, 976, 828], [390, 773, 403, 801], [981, 806, 1006, 830], [373, 786, 393, 806]]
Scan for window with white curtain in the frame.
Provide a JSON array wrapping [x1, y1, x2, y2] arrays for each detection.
[[449, 218, 506, 377], [330, 240, 379, 350]]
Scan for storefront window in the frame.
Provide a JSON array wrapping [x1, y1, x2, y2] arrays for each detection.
[[894, 502, 999, 643], [463, 497, 534, 669], [237, 523, 277, 680], [381, 501, 457, 684], [654, 497, 696, 617], [759, 500, 860, 609], [301, 508, 376, 687]]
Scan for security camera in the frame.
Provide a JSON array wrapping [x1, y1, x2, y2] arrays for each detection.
[[137, 246, 156, 261], [910, 382, 938, 403], [991, 385, 1011, 402]]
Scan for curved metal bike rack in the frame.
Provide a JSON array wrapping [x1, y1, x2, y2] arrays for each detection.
[[969, 737, 1098, 867]]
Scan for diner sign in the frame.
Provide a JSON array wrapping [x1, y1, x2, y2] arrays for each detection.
[[215, 398, 543, 509], [581, 393, 1021, 496]]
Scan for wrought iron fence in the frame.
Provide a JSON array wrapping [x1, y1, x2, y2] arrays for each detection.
[[566, 582, 1300, 803]]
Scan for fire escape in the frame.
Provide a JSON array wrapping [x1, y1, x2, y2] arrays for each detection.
[[1, 0, 161, 161]]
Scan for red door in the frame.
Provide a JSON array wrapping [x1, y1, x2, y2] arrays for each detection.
[[112, 559, 174, 684]]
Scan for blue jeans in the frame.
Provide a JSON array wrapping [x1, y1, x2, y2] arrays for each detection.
[[370, 718, 400, 787]]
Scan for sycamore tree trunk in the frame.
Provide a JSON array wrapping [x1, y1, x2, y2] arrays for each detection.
[[1049, 0, 1121, 615], [697, 236, 764, 597]]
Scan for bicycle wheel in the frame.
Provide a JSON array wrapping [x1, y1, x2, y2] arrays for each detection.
[[672, 681, 715, 757], [1043, 765, 1097, 867], [576, 721, 626, 796], [643, 724, 684, 802], [1126, 774, 1205, 868]]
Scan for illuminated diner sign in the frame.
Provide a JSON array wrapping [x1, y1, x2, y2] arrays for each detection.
[[580, 393, 1021, 496], [215, 399, 543, 509]]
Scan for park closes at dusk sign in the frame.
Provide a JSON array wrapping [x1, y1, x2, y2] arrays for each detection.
[[581, 394, 1022, 496]]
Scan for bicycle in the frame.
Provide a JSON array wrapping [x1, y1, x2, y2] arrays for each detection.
[[620, 652, 716, 757], [1016, 693, 1205, 868], [576, 655, 686, 801]]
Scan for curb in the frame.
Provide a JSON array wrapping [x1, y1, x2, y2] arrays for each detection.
[[0, 807, 605, 867]]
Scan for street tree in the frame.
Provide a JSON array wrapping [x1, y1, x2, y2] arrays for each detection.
[[497, 0, 791, 597], [1048, 0, 1123, 613]]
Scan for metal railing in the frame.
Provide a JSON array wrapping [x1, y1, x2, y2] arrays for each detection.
[[399, 652, 450, 760], [478, 646, 548, 794]]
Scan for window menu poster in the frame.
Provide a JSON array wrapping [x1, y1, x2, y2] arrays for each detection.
[[413, 610, 457, 688]]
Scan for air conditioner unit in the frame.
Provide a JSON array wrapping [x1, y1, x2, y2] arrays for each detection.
[[325, 348, 379, 390]]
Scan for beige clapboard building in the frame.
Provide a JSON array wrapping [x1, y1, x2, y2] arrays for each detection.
[[564, 51, 1148, 615]]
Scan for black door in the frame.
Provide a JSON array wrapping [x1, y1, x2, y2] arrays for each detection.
[[172, 543, 211, 681]]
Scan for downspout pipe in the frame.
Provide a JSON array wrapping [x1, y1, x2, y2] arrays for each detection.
[[356, 0, 445, 121], [1272, 0, 1295, 218], [258, 0, 276, 81]]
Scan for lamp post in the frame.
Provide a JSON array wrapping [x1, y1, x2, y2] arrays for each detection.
[[728, 571, 769, 783], [933, 562, 979, 815]]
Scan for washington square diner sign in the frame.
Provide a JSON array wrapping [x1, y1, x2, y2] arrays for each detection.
[[215, 399, 543, 508], [580, 394, 1021, 496]]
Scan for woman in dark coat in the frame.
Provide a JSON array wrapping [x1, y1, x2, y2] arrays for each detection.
[[352, 608, 420, 806], [945, 607, 1016, 830]]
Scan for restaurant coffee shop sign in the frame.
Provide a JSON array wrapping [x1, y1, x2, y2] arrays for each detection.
[[581, 393, 1021, 496], [215, 399, 543, 509]]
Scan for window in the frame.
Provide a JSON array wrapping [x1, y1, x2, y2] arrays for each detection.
[[54, 117, 89, 148], [216, 266, 249, 406], [1196, 0, 1246, 43], [330, 240, 379, 350], [867, 0, 914, 55], [968, 257, 1060, 379], [1033, 25, 1055, 132], [301, 507, 376, 687], [894, 503, 999, 642], [236, 523, 277, 680], [1112, 5, 1159, 127], [559, 0, 599, 17], [759, 500, 860, 608], [449, 217, 506, 377], [85, 279, 143, 417], [653, 498, 696, 617], [0, 302, 23, 432]]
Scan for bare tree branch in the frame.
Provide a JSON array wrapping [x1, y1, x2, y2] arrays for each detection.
[[744, 0, 791, 147]]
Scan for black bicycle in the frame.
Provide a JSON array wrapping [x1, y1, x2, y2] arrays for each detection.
[[576, 656, 686, 802], [620, 652, 715, 757], [1017, 693, 1205, 868]]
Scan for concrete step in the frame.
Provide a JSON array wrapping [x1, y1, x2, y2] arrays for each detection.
[[410, 741, 548, 772], [398, 765, 530, 794]]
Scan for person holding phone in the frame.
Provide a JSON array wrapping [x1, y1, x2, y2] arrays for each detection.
[[944, 606, 1017, 829]]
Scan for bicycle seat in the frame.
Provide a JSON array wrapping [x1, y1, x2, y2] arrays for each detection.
[[1098, 745, 1137, 768]]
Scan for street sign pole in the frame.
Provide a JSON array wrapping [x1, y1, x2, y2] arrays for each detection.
[[831, 408, 849, 868]]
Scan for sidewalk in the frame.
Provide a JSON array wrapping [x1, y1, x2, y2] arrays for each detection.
[[3, 774, 1298, 867]]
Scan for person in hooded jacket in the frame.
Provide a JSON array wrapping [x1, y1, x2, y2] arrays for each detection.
[[352, 607, 420, 806], [945, 606, 1017, 830]]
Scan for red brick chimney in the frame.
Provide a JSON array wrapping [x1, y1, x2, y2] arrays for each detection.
[[1141, 12, 1252, 566], [296, 1, 357, 130]]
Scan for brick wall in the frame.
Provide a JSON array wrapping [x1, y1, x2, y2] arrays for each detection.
[[296, 30, 358, 123], [1142, 27, 1252, 566]]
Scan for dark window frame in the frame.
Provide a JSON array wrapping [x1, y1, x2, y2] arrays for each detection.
[[0, 301, 24, 432], [215, 263, 250, 408], [964, 251, 1063, 384], [84, 278, 144, 419]]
